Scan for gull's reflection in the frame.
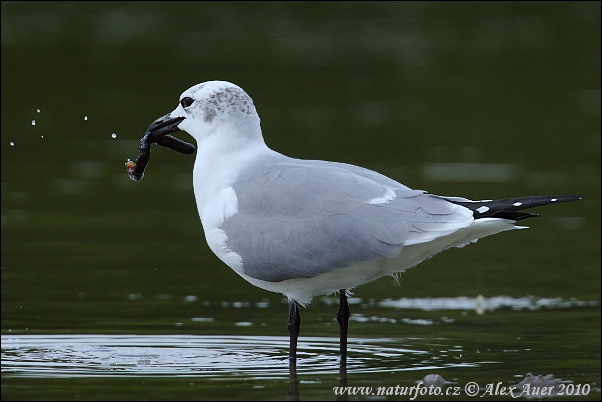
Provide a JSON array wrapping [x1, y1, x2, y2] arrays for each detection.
[[337, 356, 347, 402], [288, 359, 299, 401], [288, 355, 348, 401]]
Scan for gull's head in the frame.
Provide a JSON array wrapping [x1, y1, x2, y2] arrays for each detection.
[[167, 81, 262, 144]]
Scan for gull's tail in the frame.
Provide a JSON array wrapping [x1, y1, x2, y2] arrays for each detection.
[[448, 195, 584, 221]]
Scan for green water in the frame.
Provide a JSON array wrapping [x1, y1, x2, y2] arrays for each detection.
[[1, 2, 600, 400]]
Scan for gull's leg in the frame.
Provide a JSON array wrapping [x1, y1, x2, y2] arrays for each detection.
[[337, 291, 349, 401], [336, 289, 350, 360], [288, 299, 301, 361], [288, 356, 300, 401]]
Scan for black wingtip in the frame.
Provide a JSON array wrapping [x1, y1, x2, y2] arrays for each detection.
[[550, 194, 585, 203], [490, 211, 540, 221], [449, 194, 584, 221]]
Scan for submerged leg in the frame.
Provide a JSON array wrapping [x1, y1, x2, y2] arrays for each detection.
[[336, 289, 350, 359], [288, 300, 301, 361], [288, 357, 300, 401]]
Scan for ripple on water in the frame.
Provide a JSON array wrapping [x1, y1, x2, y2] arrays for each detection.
[[1, 334, 473, 379]]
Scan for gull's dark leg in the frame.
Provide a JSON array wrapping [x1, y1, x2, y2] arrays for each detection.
[[288, 357, 300, 401], [336, 289, 350, 360], [338, 360, 348, 402], [288, 300, 301, 361]]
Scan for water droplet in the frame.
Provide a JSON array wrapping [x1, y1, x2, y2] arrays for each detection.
[[84, 116, 88, 121], [10, 142, 15, 146], [31, 120, 36, 126], [37, 109, 41, 113], [111, 133, 117, 139]]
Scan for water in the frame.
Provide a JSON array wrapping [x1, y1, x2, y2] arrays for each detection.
[[2, 297, 599, 400], [1, 335, 433, 378], [1, 2, 600, 400], [3, 296, 597, 379]]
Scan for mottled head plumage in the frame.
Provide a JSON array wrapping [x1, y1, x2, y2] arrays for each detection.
[[177, 81, 257, 124], [169, 80, 262, 144]]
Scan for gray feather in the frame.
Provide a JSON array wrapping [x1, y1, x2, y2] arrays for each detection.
[[220, 153, 468, 282]]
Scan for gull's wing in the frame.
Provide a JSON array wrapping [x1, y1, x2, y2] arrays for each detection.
[[220, 155, 473, 282]]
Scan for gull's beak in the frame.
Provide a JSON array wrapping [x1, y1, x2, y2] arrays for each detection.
[[140, 113, 194, 155], [144, 113, 185, 141]]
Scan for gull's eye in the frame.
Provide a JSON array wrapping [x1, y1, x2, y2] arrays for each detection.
[[181, 97, 194, 108]]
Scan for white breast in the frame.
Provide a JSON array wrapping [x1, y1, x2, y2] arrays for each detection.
[[192, 140, 271, 275]]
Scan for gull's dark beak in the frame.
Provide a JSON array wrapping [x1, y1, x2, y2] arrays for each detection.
[[144, 113, 185, 143], [141, 113, 195, 155]]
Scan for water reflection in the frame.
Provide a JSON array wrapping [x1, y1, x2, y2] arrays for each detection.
[[376, 295, 598, 312], [8, 336, 592, 400], [2, 334, 476, 400], [1, 334, 467, 379]]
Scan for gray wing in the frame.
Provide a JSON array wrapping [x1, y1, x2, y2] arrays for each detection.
[[220, 154, 471, 282]]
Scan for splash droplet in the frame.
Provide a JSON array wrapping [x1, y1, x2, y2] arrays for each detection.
[[84, 116, 88, 121], [111, 133, 117, 139], [37, 109, 41, 113], [31, 120, 36, 126], [10, 141, 15, 146]]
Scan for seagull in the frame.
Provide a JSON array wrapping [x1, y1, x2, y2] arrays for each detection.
[[139, 80, 582, 362]]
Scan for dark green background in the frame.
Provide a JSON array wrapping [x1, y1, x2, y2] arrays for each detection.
[[2, 2, 600, 400]]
